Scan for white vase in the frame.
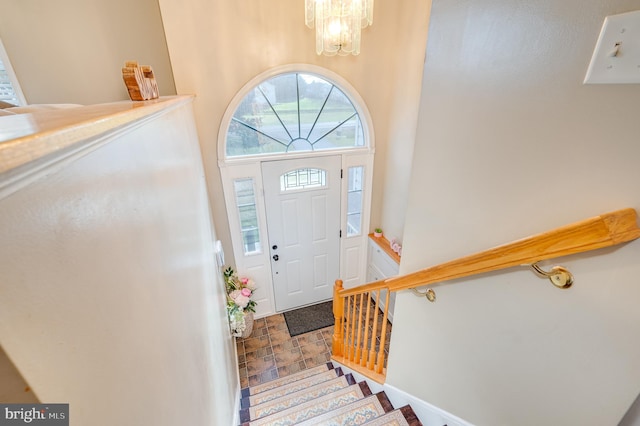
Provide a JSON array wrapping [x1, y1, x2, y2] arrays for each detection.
[[241, 312, 254, 338]]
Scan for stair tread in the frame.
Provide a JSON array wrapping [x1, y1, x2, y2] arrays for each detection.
[[361, 410, 409, 426], [246, 363, 334, 396], [247, 369, 344, 407], [362, 405, 424, 426], [247, 374, 355, 420], [240, 361, 424, 426], [398, 405, 423, 426], [247, 383, 366, 426], [294, 392, 392, 426]]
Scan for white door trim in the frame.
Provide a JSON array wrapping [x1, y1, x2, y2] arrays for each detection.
[[220, 150, 373, 318], [218, 64, 375, 318], [219, 162, 276, 317]]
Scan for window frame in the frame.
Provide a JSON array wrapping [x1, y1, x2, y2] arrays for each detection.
[[225, 72, 366, 159], [218, 64, 373, 165], [346, 165, 365, 237], [233, 177, 262, 256], [0, 39, 26, 106]]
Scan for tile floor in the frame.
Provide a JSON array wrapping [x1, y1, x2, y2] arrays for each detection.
[[236, 313, 334, 389], [236, 308, 393, 389]]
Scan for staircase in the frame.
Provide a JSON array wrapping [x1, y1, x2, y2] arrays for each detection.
[[239, 362, 422, 426]]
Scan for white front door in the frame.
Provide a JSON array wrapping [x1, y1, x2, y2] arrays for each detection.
[[262, 156, 341, 312]]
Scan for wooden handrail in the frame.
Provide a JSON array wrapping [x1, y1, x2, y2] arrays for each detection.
[[339, 208, 640, 297], [331, 208, 640, 383]]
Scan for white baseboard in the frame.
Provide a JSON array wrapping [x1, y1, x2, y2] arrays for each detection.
[[233, 394, 241, 426], [333, 361, 474, 426], [233, 340, 242, 426]]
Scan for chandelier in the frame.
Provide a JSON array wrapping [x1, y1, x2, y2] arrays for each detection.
[[305, 0, 374, 56]]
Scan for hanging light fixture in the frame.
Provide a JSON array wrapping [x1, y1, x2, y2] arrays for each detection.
[[305, 0, 374, 56]]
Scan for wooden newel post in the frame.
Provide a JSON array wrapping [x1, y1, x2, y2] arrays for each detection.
[[332, 279, 344, 357]]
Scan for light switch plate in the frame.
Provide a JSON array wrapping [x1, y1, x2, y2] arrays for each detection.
[[584, 10, 640, 84]]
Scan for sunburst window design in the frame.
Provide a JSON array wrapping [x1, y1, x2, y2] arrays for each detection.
[[226, 73, 364, 157]]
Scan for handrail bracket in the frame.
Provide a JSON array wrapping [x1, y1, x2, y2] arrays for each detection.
[[409, 287, 436, 302], [530, 262, 574, 289]]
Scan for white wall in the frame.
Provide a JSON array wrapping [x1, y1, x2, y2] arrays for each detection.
[[0, 0, 176, 104], [389, 0, 640, 425], [0, 102, 238, 425], [158, 0, 431, 267]]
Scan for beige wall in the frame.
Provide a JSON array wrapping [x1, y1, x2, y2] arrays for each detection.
[[0, 102, 237, 425], [0, 346, 38, 403], [158, 0, 431, 264], [0, 0, 176, 104], [391, 1, 640, 425]]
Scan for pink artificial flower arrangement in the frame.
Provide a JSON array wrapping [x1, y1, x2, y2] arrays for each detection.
[[223, 266, 258, 337], [223, 267, 257, 313]]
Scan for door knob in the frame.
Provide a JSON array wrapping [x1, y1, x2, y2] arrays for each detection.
[[272, 254, 279, 261], [272, 245, 278, 250]]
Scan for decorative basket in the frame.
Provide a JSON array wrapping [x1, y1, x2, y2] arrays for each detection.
[[241, 312, 254, 338]]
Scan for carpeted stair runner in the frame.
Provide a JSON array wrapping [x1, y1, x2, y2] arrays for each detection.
[[245, 364, 336, 397], [240, 362, 422, 426]]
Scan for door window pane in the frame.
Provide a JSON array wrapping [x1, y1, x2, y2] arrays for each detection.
[[234, 178, 261, 255], [346, 166, 364, 237], [280, 168, 327, 192]]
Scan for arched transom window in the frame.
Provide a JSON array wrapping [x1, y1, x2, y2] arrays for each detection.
[[226, 72, 365, 157]]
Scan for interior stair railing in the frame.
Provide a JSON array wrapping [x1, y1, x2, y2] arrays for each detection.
[[331, 208, 640, 384]]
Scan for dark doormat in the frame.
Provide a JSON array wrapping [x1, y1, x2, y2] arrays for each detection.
[[283, 301, 334, 337]]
